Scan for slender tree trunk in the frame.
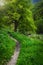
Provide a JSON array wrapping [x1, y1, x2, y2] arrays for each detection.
[[14, 20, 18, 32]]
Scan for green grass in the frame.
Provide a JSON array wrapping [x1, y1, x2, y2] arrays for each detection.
[[28, 34, 43, 41], [0, 30, 16, 65], [10, 32, 43, 65]]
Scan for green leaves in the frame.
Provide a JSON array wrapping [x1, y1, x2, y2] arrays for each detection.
[[10, 32, 43, 65], [0, 0, 36, 34], [0, 30, 16, 65], [12, 12, 20, 20], [33, 1, 43, 33]]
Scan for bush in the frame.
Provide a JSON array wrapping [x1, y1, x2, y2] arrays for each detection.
[[10, 32, 43, 65], [36, 19, 43, 34], [0, 30, 16, 65]]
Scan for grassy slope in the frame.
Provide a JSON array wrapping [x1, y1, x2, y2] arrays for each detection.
[[10, 32, 43, 65], [0, 30, 16, 65]]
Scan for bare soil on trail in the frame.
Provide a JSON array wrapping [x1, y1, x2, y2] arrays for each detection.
[[7, 37, 20, 65]]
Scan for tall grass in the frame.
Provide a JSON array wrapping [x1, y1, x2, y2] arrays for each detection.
[[10, 32, 43, 65], [0, 30, 16, 65]]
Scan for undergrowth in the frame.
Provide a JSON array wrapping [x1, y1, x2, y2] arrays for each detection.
[[10, 32, 43, 65], [0, 30, 16, 65]]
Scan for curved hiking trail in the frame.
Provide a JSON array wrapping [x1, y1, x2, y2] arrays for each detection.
[[7, 37, 20, 65]]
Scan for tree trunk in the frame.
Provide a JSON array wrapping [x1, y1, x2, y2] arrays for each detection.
[[14, 20, 18, 32]]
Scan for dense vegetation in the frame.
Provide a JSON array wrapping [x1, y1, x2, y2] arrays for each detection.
[[9, 32, 43, 65], [0, 29, 16, 65], [0, 0, 43, 34], [0, 0, 43, 65], [0, 0, 36, 34], [33, 0, 43, 33]]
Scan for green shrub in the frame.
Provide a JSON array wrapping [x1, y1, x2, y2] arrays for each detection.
[[10, 32, 43, 65], [0, 30, 16, 65]]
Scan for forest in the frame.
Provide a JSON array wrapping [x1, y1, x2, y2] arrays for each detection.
[[0, 0, 43, 65]]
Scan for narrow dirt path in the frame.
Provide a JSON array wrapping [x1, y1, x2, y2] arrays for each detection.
[[7, 37, 20, 65]]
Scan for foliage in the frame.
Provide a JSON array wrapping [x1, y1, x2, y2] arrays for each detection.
[[0, 29, 16, 65], [33, 1, 43, 33], [0, 0, 36, 34], [9, 32, 43, 65], [0, 0, 43, 65], [36, 19, 43, 33]]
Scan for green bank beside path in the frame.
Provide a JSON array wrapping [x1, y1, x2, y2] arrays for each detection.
[[0, 30, 16, 65], [10, 32, 43, 65]]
